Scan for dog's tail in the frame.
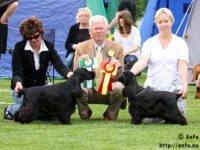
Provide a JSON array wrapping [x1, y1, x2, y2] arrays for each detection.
[[17, 89, 26, 98], [176, 93, 182, 100]]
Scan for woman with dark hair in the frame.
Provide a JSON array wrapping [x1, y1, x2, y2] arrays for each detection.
[[108, 0, 136, 31], [114, 10, 141, 70], [4, 16, 73, 120]]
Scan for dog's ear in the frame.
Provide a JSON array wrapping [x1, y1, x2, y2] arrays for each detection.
[[72, 87, 82, 98], [72, 77, 82, 98], [191, 69, 197, 82], [122, 87, 128, 97]]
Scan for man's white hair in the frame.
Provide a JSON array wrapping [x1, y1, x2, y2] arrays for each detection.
[[89, 15, 108, 28]]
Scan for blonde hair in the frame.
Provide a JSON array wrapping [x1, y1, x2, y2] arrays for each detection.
[[76, 7, 92, 23], [154, 8, 175, 23]]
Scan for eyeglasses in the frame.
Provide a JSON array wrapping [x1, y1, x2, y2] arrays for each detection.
[[79, 14, 89, 18], [25, 33, 40, 40], [92, 27, 106, 32]]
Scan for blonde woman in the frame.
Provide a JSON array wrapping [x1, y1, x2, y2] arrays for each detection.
[[131, 8, 189, 123], [65, 7, 92, 68]]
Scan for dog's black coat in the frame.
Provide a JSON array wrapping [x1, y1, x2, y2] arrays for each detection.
[[118, 71, 187, 125], [14, 68, 95, 124]]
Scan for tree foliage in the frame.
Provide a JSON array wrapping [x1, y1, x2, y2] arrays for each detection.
[[118, 0, 148, 22], [134, 0, 148, 21]]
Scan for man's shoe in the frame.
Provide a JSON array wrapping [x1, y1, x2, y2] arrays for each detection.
[[4, 106, 13, 120], [80, 109, 92, 120], [103, 111, 112, 121], [120, 98, 127, 110]]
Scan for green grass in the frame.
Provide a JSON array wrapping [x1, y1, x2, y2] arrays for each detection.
[[0, 73, 200, 150]]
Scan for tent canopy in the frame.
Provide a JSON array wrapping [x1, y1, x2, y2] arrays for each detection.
[[140, 0, 192, 45], [184, 0, 200, 83], [0, 0, 85, 77], [0, 0, 118, 78]]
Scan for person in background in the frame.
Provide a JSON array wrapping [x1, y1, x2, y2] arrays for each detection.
[[4, 16, 73, 120], [114, 10, 141, 70], [73, 15, 126, 121], [0, 0, 18, 59], [65, 7, 92, 68], [108, 0, 136, 31], [131, 8, 189, 123]]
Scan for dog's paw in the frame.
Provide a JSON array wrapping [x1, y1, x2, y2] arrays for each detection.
[[179, 117, 187, 126], [131, 119, 141, 125]]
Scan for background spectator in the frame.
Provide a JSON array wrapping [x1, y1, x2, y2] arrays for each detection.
[[108, 0, 136, 31], [65, 7, 92, 69], [0, 0, 18, 59], [114, 10, 141, 70]]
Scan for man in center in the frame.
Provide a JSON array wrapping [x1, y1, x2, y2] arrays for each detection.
[[73, 15, 125, 120]]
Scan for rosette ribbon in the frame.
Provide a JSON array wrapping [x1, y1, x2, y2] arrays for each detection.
[[98, 62, 118, 95], [107, 49, 116, 61], [79, 57, 96, 88]]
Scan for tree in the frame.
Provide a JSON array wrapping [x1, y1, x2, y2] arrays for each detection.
[[118, 0, 148, 22]]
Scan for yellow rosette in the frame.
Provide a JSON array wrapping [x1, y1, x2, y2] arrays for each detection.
[[107, 49, 116, 61]]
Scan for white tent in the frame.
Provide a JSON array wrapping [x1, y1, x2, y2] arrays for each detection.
[[184, 0, 200, 84]]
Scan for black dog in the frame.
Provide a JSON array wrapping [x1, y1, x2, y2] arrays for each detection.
[[14, 68, 95, 124], [118, 71, 187, 125]]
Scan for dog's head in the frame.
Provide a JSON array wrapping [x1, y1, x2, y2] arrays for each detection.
[[74, 68, 95, 82], [118, 70, 137, 86], [72, 68, 95, 98]]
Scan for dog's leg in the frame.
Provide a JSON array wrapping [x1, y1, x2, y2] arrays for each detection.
[[128, 101, 135, 119], [14, 110, 20, 122], [128, 100, 142, 125], [164, 115, 187, 125], [195, 87, 200, 99], [14, 105, 38, 124], [131, 113, 142, 125], [58, 111, 71, 124], [191, 70, 197, 82], [130, 108, 142, 125], [161, 111, 187, 125], [176, 115, 187, 125]]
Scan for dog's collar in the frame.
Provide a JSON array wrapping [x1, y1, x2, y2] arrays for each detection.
[[136, 90, 146, 97]]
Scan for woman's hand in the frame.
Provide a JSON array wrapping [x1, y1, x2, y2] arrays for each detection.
[[180, 85, 188, 98], [66, 72, 73, 79], [0, 17, 8, 24], [14, 82, 23, 93]]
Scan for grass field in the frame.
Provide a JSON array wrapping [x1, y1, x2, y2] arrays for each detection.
[[0, 73, 200, 150]]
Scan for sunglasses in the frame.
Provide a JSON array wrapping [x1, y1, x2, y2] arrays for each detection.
[[25, 33, 40, 40]]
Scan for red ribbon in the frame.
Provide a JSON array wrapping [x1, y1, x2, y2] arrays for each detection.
[[98, 62, 115, 95]]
